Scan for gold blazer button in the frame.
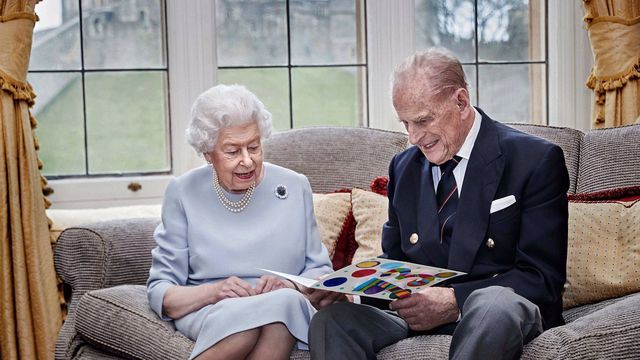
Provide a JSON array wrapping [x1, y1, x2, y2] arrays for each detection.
[[409, 233, 419, 244], [486, 238, 495, 249]]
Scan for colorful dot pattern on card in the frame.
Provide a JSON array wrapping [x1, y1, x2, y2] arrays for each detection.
[[314, 258, 465, 300]]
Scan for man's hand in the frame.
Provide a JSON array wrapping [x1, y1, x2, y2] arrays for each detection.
[[389, 287, 459, 331], [304, 288, 350, 309]]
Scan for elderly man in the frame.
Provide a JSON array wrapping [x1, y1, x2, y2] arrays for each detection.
[[308, 48, 569, 360]]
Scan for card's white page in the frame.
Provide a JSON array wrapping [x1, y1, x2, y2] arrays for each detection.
[[260, 269, 318, 287], [263, 258, 465, 300]]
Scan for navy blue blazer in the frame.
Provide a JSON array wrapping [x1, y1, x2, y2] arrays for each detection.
[[381, 109, 569, 329]]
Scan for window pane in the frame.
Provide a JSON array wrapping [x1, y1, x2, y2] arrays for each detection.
[[477, 64, 546, 124], [82, 0, 166, 70], [218, 68, 291, 131], [290, 0, 363, 65], [84, 71, 169, 174], [478, 0, 545, 61], [216, 0, 287, 66], [292, 67, 363, 128], [415, 0, 475, 62], [29, 73, 86, 176], [31, 0, 81, 70], [462, 65, 477, 105]]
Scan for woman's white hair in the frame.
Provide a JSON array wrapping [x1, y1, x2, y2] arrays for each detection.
[[185, 84, 273, 155]]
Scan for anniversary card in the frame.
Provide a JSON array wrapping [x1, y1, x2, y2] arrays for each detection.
[[263, 258, 465, 300]]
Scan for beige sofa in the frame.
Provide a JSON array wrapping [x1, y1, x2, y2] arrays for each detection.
[[54, 124, 640, 359]]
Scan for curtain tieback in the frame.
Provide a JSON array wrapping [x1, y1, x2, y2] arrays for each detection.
[[586, 18, 640, 92]]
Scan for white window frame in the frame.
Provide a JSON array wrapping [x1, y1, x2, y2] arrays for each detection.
[[46, 0, 592, 208], [47, 0, 215, 209], [367, 0, 593, 132]]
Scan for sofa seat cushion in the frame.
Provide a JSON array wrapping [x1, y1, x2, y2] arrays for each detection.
[[73, 344, 129, 360], [75, 285, 193, 359], [376, 335, 451, 359], [73, 285, 640, 360], [522, 292, 640, 359]]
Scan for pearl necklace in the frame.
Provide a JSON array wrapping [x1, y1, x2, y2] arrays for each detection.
[[212, 168, 256, 213]]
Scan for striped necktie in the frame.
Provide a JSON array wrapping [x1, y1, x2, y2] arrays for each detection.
[[436, 156, 462, 245]]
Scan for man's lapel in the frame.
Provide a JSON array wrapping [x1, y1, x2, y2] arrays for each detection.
[[448, 112, 504, 273], [414, 154, 441, 263]]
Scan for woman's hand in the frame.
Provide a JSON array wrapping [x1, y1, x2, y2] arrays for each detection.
[[162, 277, 255, 319], [212, 276, 257, 302], [254, 275, 294, 294]]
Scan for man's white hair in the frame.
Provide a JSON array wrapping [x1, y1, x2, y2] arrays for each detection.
[[185, 84, 273, 155], [391, 47, 468, 103]]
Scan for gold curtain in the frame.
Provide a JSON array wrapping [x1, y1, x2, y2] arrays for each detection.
[[583, 0, 640, 128], [0, 0, 62, 359]]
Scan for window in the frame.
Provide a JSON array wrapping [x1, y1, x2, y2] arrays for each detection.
[[215, 0, 368, 130], [415, 0, 547, 124], [29, 0, 170, 178], [30, 0, 587, 208]]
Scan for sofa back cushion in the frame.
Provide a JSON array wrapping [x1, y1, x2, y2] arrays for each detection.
[[263, 127, 408, 193], [576, 124, 640, 193], [507, 123, 583, 194]]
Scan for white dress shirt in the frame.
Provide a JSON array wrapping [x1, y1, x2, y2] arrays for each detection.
[[431, 107, 482, 195]]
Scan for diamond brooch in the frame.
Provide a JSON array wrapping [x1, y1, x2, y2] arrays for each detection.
[[275, 185, 288, 199]]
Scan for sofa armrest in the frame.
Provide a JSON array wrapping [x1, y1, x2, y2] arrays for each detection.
[[54, 218, 160, 294], [75, 285, 192, 359], [522, 292, 640, 359], [54, 218, 160, 359]]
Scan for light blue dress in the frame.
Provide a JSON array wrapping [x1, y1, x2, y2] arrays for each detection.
[[147, 162, 333, 359]]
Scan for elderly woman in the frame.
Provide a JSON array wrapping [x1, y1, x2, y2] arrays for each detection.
[[147, 84, 333, 360]]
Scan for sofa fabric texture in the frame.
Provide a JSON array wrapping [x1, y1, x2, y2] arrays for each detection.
[[54, 124, 640, 359], [576, 124, 640, 193], [263, 127, 409, 193], [502, 124, 583, 194]]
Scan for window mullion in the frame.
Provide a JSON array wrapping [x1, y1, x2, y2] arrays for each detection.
[[366, 0, 415, 132], [167, 0, 216, 176], [285, 0, 294, 129]]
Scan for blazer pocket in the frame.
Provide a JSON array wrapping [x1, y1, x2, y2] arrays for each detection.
[[489, 201, 519, 224]]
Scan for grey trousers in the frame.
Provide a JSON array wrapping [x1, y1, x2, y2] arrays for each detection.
[[308, 286, 543, 360]]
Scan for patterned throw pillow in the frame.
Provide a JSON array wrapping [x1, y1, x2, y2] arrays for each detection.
[[350, 188, 387, 264], [313, 192, 355, 269], [330, 207, 357, 270], [563, 198, 640, 309]]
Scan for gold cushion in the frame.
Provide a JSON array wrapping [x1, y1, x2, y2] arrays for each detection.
[[312, 193, 352, 259], [563, 199, 640, 308], [351, 188, 387, 263]]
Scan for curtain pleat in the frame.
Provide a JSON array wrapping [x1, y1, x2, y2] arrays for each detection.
[[583, 0, 640, 128], [0, 0, 62, 359]]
